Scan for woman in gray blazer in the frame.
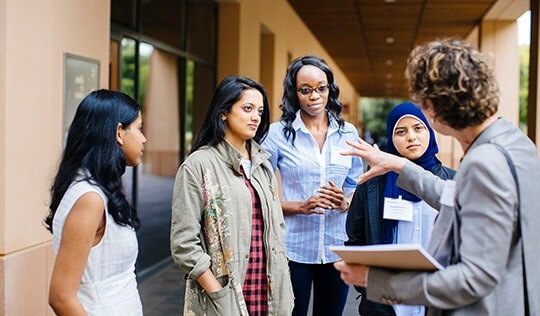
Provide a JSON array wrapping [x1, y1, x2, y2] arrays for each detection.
[[335, 38, 540, 315]]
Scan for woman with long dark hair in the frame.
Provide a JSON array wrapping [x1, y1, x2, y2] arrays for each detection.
[[45, 89, 146, 315], [170, 76, 294, 315], [262, 55, 363, 316]]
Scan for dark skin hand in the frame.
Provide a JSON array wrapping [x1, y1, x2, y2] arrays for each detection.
[[281, 180, 349, 215], [317, 180, 349, 212]]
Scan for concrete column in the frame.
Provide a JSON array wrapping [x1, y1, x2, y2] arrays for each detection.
[[481, 20, 521, 125], [0, 0, 110, 314], [141, 50, 180, 177], [217, 2, 241, 82]]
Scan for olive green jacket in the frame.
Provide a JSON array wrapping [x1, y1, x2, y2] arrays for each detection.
[[170, 140, 294, 316]]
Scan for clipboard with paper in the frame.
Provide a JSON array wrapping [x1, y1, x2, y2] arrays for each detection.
[[331, 244, 444, 271]]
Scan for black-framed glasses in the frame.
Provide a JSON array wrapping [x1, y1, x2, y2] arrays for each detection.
[[296, 84, 329, 96]]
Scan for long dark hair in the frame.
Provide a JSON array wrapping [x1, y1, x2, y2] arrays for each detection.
[[45, 89, 141, 233], [280, 55, 345, 143], [190, 76, 271, 153]]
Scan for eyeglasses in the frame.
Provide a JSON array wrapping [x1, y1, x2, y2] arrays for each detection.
[[296, 85, 329, 96]]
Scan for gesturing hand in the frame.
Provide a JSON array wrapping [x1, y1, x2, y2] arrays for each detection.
[[340, 137, 407, 184]]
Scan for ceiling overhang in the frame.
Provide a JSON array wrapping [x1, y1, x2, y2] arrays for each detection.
[[288, 0, 498, 98]]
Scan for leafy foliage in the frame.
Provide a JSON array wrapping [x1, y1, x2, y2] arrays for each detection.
[[519, 44, 529, 131], [361, 98, 406, 148]]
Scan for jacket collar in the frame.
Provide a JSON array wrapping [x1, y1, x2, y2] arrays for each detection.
[[215, 139, 270, 175], [466, 117, 511, 153], [291, 110, 340, 135]]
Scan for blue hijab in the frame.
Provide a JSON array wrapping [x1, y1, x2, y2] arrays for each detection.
[[383, 102, 439, 202]]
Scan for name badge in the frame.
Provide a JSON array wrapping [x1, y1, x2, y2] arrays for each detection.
[[383, 196, 413, 222]]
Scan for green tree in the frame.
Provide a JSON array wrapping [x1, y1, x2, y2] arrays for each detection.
[[519, 44, 529, 131], [121, 39, 136, 99], [361, 98, 406, 149], [138, 43, 153, 112]]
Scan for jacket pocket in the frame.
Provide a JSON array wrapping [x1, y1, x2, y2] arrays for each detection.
[[206, 282, 240, 316]]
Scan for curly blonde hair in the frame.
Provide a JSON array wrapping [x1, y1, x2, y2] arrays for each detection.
[[405, 38, 499, 129]]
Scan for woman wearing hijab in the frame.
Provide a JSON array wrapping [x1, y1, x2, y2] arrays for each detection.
[[345, 102, 455, 316]]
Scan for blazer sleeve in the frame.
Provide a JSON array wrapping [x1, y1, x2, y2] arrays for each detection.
[[396, 161, 447, 211]]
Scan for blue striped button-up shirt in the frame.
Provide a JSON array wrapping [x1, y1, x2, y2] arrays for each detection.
[[262, 112, 363, 263]]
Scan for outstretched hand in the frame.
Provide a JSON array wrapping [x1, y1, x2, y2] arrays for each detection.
[[340, 137, 407, 184]]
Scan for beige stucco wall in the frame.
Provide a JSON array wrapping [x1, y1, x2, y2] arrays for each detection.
[[217, 0, 360, 125], [481, 20, 520, 124], [142, 50, 180, 177], [0, 0, 536, 314], [0, 0, 110, 314], [0, 0, 6, 263], [483, 0, 540, 152], [438, 2, 527, 168]]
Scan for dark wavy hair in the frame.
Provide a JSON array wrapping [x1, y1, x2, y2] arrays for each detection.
[[190, 76, 271, 153], [406, 38, 499, 129], [279, 55, 344, 143], [44, 89, 141, 233]]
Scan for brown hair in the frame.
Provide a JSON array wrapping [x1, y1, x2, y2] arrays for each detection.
[[405, 38, 499, 129]]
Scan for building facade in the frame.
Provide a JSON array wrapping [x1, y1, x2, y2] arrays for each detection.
[[0, 0, 537, 314]]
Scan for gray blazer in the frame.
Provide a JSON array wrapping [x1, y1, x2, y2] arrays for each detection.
[[366, 118, 540, 315]]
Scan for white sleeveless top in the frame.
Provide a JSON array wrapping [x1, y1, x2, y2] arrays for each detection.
[[52, 175, 142, 315]]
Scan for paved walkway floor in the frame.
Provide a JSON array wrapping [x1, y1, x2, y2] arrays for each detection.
[[138, 258, 184, 315], [138, 257, 361, 315]]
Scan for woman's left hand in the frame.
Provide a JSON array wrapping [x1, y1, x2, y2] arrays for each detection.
[[318, 180, 349, 212]]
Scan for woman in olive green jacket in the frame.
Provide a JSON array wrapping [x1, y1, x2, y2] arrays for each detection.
[[170, 76, 294, 316]]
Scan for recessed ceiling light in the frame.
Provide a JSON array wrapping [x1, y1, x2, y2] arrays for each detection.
[[385, 0, 396, 3], [386, 59, 393, 66], [386, 73, 393, 79], [385, 37, 395, 44]]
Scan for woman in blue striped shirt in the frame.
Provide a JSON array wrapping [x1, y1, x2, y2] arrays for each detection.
[[262, 55, 363, 316]]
